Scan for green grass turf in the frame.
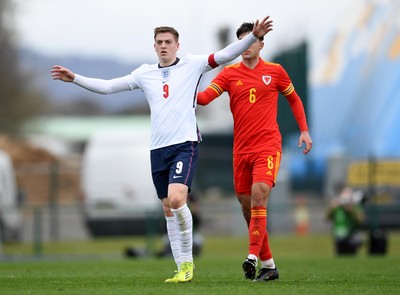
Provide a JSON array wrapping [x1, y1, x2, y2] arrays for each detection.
[[1, 234, 400, 294]]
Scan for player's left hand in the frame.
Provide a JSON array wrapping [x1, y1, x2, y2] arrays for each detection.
[[253, 16, 273, 38], [298, 131, 312, 155]]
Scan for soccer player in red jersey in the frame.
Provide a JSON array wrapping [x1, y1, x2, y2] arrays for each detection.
[[197, 22, 312, 282]]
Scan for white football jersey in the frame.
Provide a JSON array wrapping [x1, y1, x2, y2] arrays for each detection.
[[72, 32, 260, 150], [126, 54, 211, 150]]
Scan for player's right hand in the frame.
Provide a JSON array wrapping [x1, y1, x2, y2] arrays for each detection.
[[51, 65, 75, 82]]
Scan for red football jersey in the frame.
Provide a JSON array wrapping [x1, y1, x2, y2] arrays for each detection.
[[199, 58, 308, 155]]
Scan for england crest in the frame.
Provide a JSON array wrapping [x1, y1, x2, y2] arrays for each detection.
[[262, 75, 271, 85], [161, 69, 170, 80]]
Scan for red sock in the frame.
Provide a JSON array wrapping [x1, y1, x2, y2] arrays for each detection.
[[259, 228, 272, 261], [248, 206, 267, 257]]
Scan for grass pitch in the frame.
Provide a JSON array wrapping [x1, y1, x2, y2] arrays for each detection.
[[1, 234, 399, 294]]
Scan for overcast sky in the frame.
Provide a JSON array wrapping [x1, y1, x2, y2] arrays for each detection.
[[11, 0, 363, 64]]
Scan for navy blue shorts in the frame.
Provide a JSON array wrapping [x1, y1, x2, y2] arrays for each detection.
[[150, 141, 199, 199]]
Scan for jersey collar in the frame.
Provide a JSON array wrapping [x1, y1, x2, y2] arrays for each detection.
[[158, 58, 180, 68]]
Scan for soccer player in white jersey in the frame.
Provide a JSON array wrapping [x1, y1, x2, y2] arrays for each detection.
[[51, 17, 273, 283]]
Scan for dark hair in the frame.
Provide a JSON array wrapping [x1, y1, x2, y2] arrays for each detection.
[[154, 26, 179, 41], [236, 22, 264, 41]]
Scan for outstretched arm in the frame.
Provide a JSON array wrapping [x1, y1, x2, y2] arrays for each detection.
[[51, 65, 131, 94], [211, 16, 273, 67]]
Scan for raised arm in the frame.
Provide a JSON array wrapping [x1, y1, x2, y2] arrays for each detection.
[[51, 65, 131, 94], [211, 16, 273, 67]]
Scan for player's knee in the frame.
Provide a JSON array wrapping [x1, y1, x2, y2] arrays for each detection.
[[252, 182, 271, 195]]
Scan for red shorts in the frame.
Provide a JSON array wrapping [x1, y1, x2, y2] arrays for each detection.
[[233, 150, 281, 195]]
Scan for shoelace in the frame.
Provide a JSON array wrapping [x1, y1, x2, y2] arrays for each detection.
[[180, 262, 191, 272]]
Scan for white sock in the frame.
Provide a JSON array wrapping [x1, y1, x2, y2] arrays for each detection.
[[171, 203, 193, 263], [261, 258, 276, 269], [247, 254, 258, 265], [165, 216, 182, 270]]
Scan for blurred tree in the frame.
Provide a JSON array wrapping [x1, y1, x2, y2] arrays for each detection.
[[0, 0, 45, 135], [217, 26, 230, 49], [272, 41, 308, 146]]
